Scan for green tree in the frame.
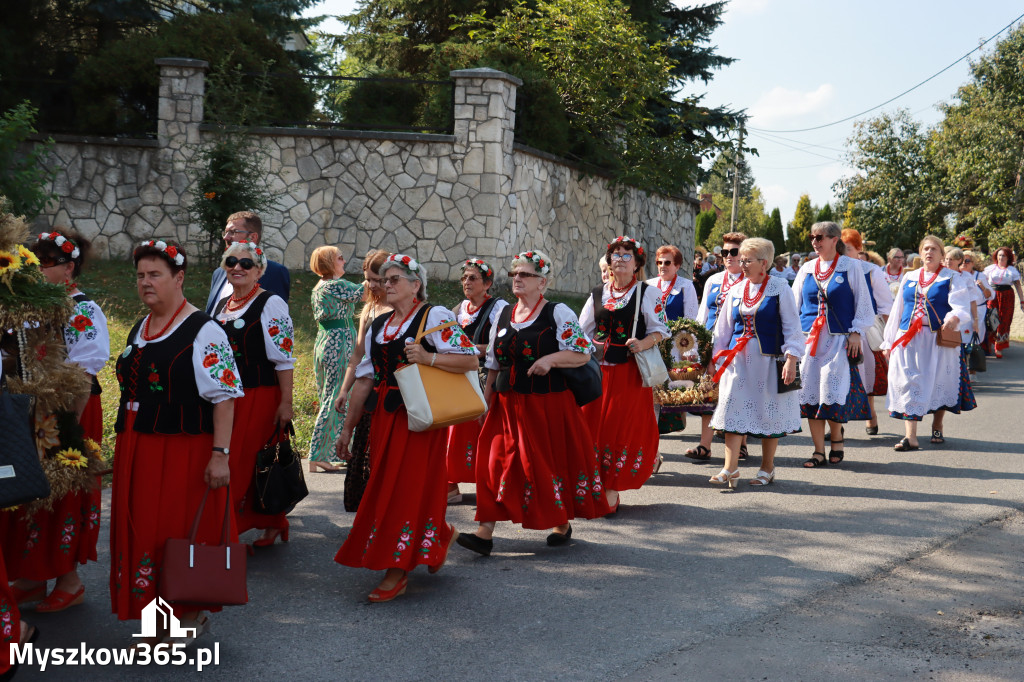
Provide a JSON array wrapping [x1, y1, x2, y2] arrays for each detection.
[[695, 209, 717, 246], [764, 207, 785, 255], [0, 103, 56, 220], [815, 203, 834, 223], [701, 149, 755, 199], [787, 194, 814, 252], [834, 110, 942, 254]]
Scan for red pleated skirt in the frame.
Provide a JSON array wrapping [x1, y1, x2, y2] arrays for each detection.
[[445, 419, 480, 484], [228, 385, 288, 534], [0, 550, 20, 675], [871, 350, 889, 396], [475, 390, 609, 530], [109, 412, 242, 620], [582, 362, 660, 492], [335, 405, 453, 572], [0, 394, 103, 581]]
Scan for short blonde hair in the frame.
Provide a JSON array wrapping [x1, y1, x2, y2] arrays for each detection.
[[919, 235, 945, 255], [310, 245, 340, 278], [739, 237, 774, 264], [944, 245, 964, 262]]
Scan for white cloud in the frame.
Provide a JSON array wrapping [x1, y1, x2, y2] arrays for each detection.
[[761, 183, 792, 212], [720, 0, 770, 16], [749, 84, 835, 127]]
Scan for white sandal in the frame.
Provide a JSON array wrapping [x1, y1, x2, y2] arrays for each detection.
[[749, 469, 776, 486], [708, 469, 740, 489]]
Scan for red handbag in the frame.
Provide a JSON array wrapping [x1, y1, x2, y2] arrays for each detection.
[[161, 485, 248, 607]]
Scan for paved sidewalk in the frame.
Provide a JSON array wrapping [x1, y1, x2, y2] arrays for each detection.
[[16, 346, 1024, 681]]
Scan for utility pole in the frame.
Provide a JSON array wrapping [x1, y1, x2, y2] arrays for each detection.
[[730, 127, 744, 230]]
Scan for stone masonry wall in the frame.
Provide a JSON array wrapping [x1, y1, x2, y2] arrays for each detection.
[[30, 60, 697, 295]]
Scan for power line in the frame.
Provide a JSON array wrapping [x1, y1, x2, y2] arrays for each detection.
[[754, 160, 844, 171], [749, 130, 847, 155], [748, 11, 1024, 134], [748, 131, 844, 163]]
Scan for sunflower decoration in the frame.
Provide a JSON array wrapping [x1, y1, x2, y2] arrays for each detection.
[[674, 330, 697, 357], [56, 447, 88, 469], [0, 200, 72, 330], [659, 317, 714, 370], [17, 244, 39, 267], [83, 438, 103, 461], [35, 411, 61, 453]]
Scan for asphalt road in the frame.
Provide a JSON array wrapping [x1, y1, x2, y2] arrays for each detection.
[[16, 345, 1024, 681]]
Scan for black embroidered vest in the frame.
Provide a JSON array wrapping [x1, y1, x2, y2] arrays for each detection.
[[591, 283, 648, 365], [493, 302, 569, 395], [214, 291, 278, 389], [114, 312, 215, 435], [71, 293, 102, 396], [461, 298, 499, 369], [365, 306, 439, 414]]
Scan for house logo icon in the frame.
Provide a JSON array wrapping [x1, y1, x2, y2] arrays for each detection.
[[134, 597, 197, 639]]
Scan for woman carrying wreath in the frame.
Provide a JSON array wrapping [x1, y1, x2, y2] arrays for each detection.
[[212, 240, 296, 547], [444, 258, 508, 504], [883, 236, 973, 450], [457, 250, 608, 556], [0, 229, 109, 614], [307, 245, 363, 472], [982, 246, 1024, 358], [110, 240, 242, 641], [792, 222, 874, 468], [708, 238, 802, 487], [579, 237, 669, 511], [335, 254, 478, 602]]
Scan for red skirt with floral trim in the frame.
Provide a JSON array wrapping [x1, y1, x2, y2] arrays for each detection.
[[475, 390, 609, 530], [0, 550, 20, 674], [110, 412, 242, 620], [335, 404, 453, 572], [0, 394, 103, 581], [228, 385, 288, 535], [582, 362, 660, 492], [445, 419, 480, 484], [990, 288, 1016, 351]]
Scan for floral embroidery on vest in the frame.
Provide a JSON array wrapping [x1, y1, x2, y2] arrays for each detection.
[[147, 363, 163, 392]]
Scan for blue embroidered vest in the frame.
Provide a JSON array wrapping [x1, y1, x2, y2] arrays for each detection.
[[703, 274, 740, 331], [898, 276, 952, 332], [798, 266, 856, 334], [728, 293, 783, 355]]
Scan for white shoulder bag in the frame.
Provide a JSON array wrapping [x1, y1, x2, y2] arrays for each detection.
[[631, 283, 669, 387]]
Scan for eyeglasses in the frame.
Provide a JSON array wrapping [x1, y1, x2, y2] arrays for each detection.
[[460, 275, 481, 283], [222, 229, 251, 238], [609, 253, 634, 262], [224, 256, 256, 270], [721, 247, 740, 257], [511, 271, 543, 279], [384, 275, 407, 286], [738, 259, 761, 266], [656, 260, 674, 266]]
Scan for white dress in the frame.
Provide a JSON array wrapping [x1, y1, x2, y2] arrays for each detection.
[[792, 256, 876, 408], [882, 268, 972, 418], [858, 260, 894, 392], [709, 277, 804, 437]]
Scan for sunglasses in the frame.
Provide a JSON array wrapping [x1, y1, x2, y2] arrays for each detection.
[[721, 247, 740, 257], [384, 275, 408, 286], [511, 271, 543, 279], [610, 253, 634, 262], [810, 234, 832, 242], [656, 260, 675, 266], [460, 275, 481, 283], [224, 256, 256, 270]]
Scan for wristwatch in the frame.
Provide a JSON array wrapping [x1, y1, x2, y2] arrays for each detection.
[[212, 446, 229, 455]]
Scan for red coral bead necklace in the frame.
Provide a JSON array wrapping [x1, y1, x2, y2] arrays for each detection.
[[512, 297, 544, 324], [142, 298, 188, 341], [382, 301, 419, 343]]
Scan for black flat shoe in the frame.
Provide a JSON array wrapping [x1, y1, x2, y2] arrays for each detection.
[[894, 437, 920, 452], [828, 439, 844, 465], [865, 424, 878, 435], [930, 430, 945, 444], [456, 533, 493, 556], [738, 444, 749, 460], [546, 525, 572, 546], [803, 451, 827, 468]]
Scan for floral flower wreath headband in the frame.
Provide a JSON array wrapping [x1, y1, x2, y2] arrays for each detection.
[[224, 240, 267, 270], [386, 253, 421, 274], [37, 231, 81, 261], [462, 258, 493, 278], [514, 251, 550, 275], [138, 239, 185, 267], [608, 235, 644, 256]]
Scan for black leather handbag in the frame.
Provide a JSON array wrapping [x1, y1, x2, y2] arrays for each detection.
[[967, 333, 986, 372], [776, 357, 802, 394], [560, 355, 603, 406], [253, 424, 308, 515], [0, 384, 51, 508]]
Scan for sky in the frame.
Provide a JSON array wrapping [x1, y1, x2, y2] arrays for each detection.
[[303, 1, 1024, 223]]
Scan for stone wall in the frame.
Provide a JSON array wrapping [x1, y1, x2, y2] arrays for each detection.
[[31, 59, 698, 294]]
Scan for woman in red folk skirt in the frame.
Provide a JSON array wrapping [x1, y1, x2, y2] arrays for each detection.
[[579, 237, 669, 512], [983, 246, 1024, 358], [444, 258, 507, 504], [336, 254, 479, 603], [457, 250, 609, 558], [110, 241, 243, 645], [212, 240, 296, 547], [1, 229, 108, 614]]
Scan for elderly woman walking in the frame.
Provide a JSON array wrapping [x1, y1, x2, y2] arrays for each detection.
[[307, 246, 363, 472], [792, 222, 875, 467], [335, 254, 479, 602], [580, 236, 669, 511], [212, 240, 296, 547], [883, 236, 973, 450], [708, 238, 803, 487]]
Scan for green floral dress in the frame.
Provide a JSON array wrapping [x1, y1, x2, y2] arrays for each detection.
[[309, 278, 364, 461]]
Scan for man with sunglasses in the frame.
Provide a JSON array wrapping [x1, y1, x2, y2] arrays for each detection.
[[205, 211, 291, 314]]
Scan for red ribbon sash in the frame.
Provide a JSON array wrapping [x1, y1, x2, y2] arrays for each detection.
[[712, 335, 752, 382], [891, 316, 923, 350], [805, 314, 827, 357]]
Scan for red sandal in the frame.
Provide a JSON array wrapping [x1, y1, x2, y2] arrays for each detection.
[[36, 586, 85, 613]]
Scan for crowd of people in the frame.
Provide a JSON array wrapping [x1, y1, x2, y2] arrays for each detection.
[[0, 209, 1018, 669]]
